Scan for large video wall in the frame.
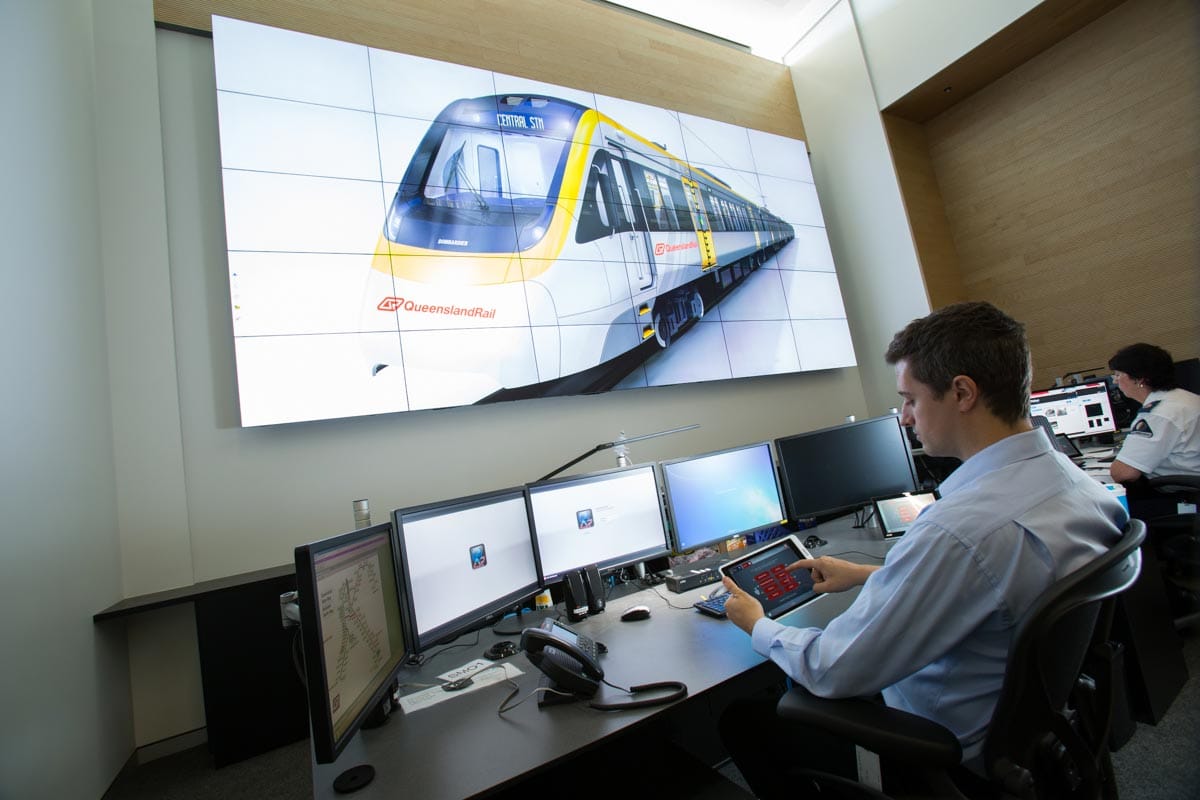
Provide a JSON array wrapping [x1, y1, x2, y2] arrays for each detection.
[[212, 16, 855, 426]]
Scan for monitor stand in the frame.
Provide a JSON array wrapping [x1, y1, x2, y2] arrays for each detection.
[[332, 764, 375, 794], [491, 605, 558, 636]]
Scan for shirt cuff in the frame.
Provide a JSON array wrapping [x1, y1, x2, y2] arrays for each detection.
[[751, 616, 786, 656]]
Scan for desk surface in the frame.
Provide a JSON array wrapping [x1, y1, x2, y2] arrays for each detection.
[[314, 516, 890, 800]]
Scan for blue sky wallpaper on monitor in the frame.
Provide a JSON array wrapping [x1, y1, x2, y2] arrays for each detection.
[[211, 16, 855, 426], [664, 443, 785, 551]]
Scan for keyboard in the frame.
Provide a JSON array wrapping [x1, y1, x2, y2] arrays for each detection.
[[693, 591, 730, 618]]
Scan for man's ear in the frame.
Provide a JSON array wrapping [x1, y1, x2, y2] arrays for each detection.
[[951, 375, 980, 411]]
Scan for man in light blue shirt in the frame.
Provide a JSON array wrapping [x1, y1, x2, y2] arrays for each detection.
[[720, 302, 1128, 796]]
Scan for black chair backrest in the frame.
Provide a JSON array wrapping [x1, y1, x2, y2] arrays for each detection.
[[983, 519, 1145, 798]]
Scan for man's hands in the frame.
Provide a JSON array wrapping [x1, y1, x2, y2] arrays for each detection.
[[789, 556, 877, 593], [723, 556, 879, 635], [721, 577, 763, 634]]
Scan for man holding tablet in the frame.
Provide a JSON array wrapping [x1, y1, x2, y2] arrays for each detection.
[[719, 302, 1128, 797]]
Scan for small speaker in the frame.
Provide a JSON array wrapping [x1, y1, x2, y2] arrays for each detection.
[[581, 564, 606, 614], [562, 571, 589, 622]]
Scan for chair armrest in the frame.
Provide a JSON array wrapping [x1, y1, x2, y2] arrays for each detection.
[[1146, 475, 1200, 495], [776, 687, 963, 768]]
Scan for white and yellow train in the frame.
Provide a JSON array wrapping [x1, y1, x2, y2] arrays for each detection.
[[361, 94, 794, 405]]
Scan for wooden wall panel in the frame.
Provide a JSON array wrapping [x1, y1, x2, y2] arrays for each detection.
[[881, 112, 966, 309], [152, 0, 805, 140], [923, 0, 1199, 389], [885, 0, 1126, 123]]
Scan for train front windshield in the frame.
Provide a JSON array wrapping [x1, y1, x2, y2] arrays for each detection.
[[384, 121, 573, 254]]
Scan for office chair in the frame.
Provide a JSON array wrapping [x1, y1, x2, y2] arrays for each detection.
[[1142, 475, 1200, 630], [774, 519, 1146, 800]]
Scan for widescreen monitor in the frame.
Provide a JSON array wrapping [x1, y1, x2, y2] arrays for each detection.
[[775, 414, 919, 520], [661, 441, 787, 553], [293, 522, 408, 765], [526, 463, 669, 583], [393, 487, 541, 653], [1029, 383, 1116, 438]]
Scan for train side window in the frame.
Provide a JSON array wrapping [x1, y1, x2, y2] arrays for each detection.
[[702, 192, 723, 231], [654, 175, 681, 230], [662, 177, 694, 232], [642, 170, 668, 231]]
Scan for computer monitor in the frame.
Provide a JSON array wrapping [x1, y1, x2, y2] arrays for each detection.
[[526, 463, 670, 583], [660, 441, 787, 553], [775, 414, 919, 520], [293, 522, 409, 771], [1029, 382, 1116, 438], [393, 487, 541, 654]]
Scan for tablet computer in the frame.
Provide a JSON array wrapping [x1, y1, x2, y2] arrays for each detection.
[[872, 491, 938, 539], [719, 535, 818, 619]]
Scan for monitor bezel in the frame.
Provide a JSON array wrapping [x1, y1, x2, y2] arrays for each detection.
[[293, 521, 409, 765], [774, 414, 920, 521], [525, 462, 670, 584], [660, 440, 788, 554], [392, 486, 541, 654]]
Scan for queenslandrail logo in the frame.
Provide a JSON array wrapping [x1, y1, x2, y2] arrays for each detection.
[[377, 296, 497, 319], [653, 241, 699, 256]]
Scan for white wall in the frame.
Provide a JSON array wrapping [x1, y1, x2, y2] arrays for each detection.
[[787, 1, 932, 415], [0, 0, 134, 797], [850, 0, 1042, 109]]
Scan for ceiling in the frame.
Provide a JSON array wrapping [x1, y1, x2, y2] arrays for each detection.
[[601, 0, 826, 62]]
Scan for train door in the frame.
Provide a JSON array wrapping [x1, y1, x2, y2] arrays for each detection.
[[606, 148, 655, 296], [681, 176, 717, 271], [577, 150, 639, 308]]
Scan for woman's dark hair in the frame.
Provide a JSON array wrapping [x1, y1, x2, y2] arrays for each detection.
[[884, 301, 1031, 424], [1108, 343, 1176, 390]]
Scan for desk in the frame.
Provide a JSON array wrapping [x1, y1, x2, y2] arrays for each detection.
[[313, 517, 889, 799], [94, 564, 309, 766]]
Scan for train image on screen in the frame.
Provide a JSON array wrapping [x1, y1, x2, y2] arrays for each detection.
[[361, 94, 795, 407]]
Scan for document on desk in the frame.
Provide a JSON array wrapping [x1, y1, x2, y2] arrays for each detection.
[[398, 659, 525, 714]]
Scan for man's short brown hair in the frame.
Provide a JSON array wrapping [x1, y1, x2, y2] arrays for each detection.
[[885, 302, 1031, 424]]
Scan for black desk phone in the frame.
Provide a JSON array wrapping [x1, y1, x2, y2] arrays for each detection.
[[520, 617, 688, 711], [520, 618, 604, 696]]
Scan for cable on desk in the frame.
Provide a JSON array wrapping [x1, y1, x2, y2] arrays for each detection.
[[495, 679, 576, 715], [419, 630, 482, 665], [825, 550, 886, 562], [652, 585, 700, 609]]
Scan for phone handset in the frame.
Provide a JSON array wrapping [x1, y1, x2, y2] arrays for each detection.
[[519, 618, 689, 711], [520, 619, 604, 697]]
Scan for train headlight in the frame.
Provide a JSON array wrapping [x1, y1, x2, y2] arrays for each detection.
[[384, 205, 405, 242], [517, 224, 547, 250]]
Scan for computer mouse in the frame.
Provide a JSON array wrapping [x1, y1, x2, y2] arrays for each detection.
[[804, 535, 827, 550], [620, 605, 651, 622], [483, 640, 518, 660]]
